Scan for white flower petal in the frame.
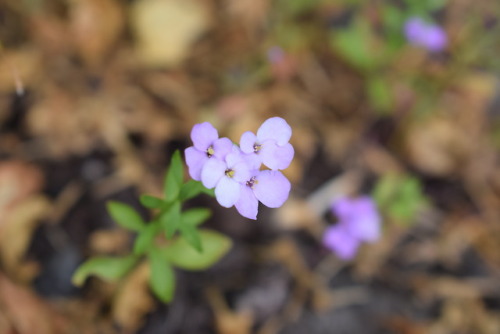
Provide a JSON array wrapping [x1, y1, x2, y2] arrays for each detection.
[[191, 122, 218, 151], [240, 131, 257, 154], [235, 186, 258, 219], [184, 147, 208, 181], [215, 177, 241, 208], [256, 117, 292, 146], [253, 170, 291, 208], [201, 158, 226, 189]]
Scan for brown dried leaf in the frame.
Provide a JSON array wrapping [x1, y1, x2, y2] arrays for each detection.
[[0, 48, 41, 94], [89, 229, 132, 255], [112, 262, 155, 331], [0, 273, 67, 334], [131, 0, 210, 67], [0, 195, 51, 282], [206, 288, 254, 334], [70, 0, 125, 68]]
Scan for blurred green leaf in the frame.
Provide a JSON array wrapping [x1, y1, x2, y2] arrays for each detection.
[[277, 0, 320, 15], [107, 201, 145, 232], [373, 174, 428, 225], [162, 230, 232, 270], [330, 20, 380, 71], [164, 150, 183, 202], [179, 180, 214, 201], [72, 255, 138, 286], [140, 195, 166, 209], [179, 223, 202, 252], [367, 76, 394, 114], [149, 249, 175, 303], [160, 201, 181, 238], [133, 223, 159, 255], [181, 208, 211, 227]]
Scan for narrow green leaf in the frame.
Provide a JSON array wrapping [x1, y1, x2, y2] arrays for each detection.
[[140, 195, 165, 209], [164, 150, 183, 202], [179, 223, 202, 252], [179, 180, 206, 201], [107, 201, 145, 232], [160, 201, 181, 238], [181, 208, 211, 227], [72, 255, 138, 286], [149, 249, 175, 303], [162, 230, 232, 271], [134, 223, 160, 255]]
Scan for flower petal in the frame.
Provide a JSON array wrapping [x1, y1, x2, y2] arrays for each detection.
[[213, 137, 233, 160], [253, 170, 291, 208], [184, 147, 208, 181], [225, 150, 244, 168], [260, 141, 294, 170], [232, 162, 251, 183], [215, 177, 241, 208], [201, 158, 226, 189], [243, 153, 262, 170], [322, 225, 359, 260], [348, 197, 381, 242], [256, 117, 292, 146], [240, 131, 257, 154], [191, 122, 218, 151], [235, 186, 258, 219]]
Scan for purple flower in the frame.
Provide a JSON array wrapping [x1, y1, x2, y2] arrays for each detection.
[[185, 122, 233, 181], [235, 170, 291, 219], [267, 46, 285, 64], [201, 149, 251, 208], [184, 117, 294, 220], [239, 117, 294, 170], [404, 17, 447, 52], [322, 196, 381, 260]]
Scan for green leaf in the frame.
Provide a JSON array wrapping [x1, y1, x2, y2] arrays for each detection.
[[164, 150, 184, 202], [181, 208, 211, 227], [148, 249, 175, 303], [140, 195, 166, 209], [179, 180, 212, 201], [134, 223, 160, 255], [72, 255, 138, 286], [179, 223, 202, 252], [330, 20, 380, 72], [367, 76, 393, 114], [160, 201, 181, 238], [107, 201, 145, 232], [162, 230, 232, 270]]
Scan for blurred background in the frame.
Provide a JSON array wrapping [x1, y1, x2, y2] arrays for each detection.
[[0, 0, 500, 333]]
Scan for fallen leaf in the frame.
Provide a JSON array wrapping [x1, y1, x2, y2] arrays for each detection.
[[0, 273, 67, 334], [131, 0, 210, 67], [70, 0, 125, 68], [112, 262, 155, 331], [0, 195, 51, 282]]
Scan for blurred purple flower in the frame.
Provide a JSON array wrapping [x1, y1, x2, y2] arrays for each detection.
[[404, 17, 447, 52], [322, 196, 381, 260], [239, 117, 294, 170], [185, 122, 233, 181], [235, 170, 291, 220], [267, 46, 285, 64]]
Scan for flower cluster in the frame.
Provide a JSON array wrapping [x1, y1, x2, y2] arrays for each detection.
[[404, 17, 447, 52], [322, 196, 381, 260], [185, 117, 294, 220]]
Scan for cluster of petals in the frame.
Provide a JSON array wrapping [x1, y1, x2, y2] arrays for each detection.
[[185, 117, 294, 220], [404, 17, 447, 52], [322, 196, 381, 260]]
